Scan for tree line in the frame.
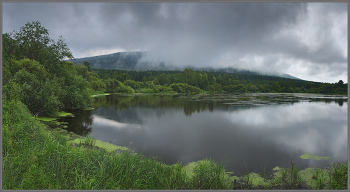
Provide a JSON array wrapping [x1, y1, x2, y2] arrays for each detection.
[[92, 68, 347, 95], [3, 21, 347, 119]]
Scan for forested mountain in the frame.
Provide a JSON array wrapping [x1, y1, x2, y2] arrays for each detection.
[[69, 52, 302, 80]]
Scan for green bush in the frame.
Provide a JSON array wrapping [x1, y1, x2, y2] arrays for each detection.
[[118, 85, 135, 94], [3, 81, 23, 101], [171, 84, 182, 93], [190, 159, 230, 189], [124, 80, 140, 90], [141, 88, 154, 93], [177, 83, 202, 94]]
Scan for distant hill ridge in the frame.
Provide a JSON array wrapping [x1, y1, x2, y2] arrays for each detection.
[[69, 51, 302, 80]]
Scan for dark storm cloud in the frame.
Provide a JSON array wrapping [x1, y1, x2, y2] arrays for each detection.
[[3, 2, 347, 83]]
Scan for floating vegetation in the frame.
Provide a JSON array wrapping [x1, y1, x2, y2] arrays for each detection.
[[57, 111, 74, 117], [300, 153, 330, 161], [36, 116, 57, 121]]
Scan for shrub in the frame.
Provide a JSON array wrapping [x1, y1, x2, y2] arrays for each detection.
[[118, 85, 135, 94], [124, 80, 140, 90], [171, 84, 182, 93]]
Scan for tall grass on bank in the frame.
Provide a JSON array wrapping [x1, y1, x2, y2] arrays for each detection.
[[242, 160, 348, 190], [328, 161, 348, 190]]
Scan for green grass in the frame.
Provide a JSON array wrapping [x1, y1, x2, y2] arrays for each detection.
[[35, 116, 57, 121], [2, 99, 348, 190], [56, 111, 74, 117]]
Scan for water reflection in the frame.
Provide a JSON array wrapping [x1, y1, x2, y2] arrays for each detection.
[[62, 94, 347, 175], [58, 109, 94, 136], [93, 115, 141, 129]]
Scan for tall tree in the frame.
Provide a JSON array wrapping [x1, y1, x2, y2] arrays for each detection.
[[216, 74, 223, 85], [6, 21, 74, 72], [208, 72, 216, 85], [83, 61, 91, 71], [223, 73, 230, 86]]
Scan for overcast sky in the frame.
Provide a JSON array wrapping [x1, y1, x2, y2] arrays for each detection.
[[3, 2, 348, 83]]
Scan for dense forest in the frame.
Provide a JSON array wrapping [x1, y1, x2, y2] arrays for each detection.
[[91, 68, 347, 95]]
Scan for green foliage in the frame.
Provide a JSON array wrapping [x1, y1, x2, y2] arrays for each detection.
[[83, 135, 96, 147], [190, 159, 231, 189], [141, 84, 173, 93], [5, 21, 74, 72], [83, 61, 91, 72], [3, 81, 23, 101], [103, 78, 135, 94], [153, 85, 173, 93], [9, 58, 48, 81], [118, 85, 135, 94], [176, 83, 203, 94], [124, 80, 140, 90], [318, 83, 335, 94], [216, 74, 223, 85], [92, 68, 347, 95], [39, 78, 63, 117], [171, 84, 182, 93], [2, 99, 45, 156], [75, 63, 90, 80], [208, 72, 216, 85], [329, 161, 348, 189], [2, 21, 96, 116], [90, 73, 106, 92]]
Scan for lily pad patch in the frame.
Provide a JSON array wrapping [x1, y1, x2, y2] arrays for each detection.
[[300, 153, 330, 161]]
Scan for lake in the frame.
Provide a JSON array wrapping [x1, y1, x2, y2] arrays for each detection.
[[59, 93, 347, 177]]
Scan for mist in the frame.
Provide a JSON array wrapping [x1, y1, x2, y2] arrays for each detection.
[[3, 2, 347, 83]]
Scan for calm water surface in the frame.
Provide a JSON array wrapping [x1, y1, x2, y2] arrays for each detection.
[[61, 94, 347, 176]]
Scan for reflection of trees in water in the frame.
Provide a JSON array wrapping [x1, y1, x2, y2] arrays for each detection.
[[94, 95, 227, 116], [92, 94, 348, 119], [59, 110, 94, 136], [337, 99, 344, 106], [311, 98, 347, 107], [183, 101, 207, 116], [92, 95, 235, 117], [92, 96, 107, 110]]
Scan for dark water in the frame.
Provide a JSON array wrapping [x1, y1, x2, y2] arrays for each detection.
[[59, 94, 347, 177]]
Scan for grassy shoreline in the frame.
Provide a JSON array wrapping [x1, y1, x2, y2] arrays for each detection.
[[3, 98, 348, 189]]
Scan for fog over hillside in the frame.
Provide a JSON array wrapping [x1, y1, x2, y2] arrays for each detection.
[[4, 3, 346, 83], [70, 51, 302, 80]]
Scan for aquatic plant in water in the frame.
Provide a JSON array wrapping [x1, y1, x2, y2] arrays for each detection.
[[300, 153, 330, 161]]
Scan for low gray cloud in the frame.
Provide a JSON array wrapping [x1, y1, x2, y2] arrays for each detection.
[[3, 2, 347, 83]]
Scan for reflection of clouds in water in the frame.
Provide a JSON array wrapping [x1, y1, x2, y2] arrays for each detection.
[[225, 102, 347, 162], [93, 115, 141, 129], [226, 102, 346, 128], [276, 125, 347, 162], [329, 124, 348, 161]]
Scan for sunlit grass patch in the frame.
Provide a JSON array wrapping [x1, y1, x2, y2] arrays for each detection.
[[68, 138, 130, 153], [56, 111, 74, 117], [36, 116, 57, 121]]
